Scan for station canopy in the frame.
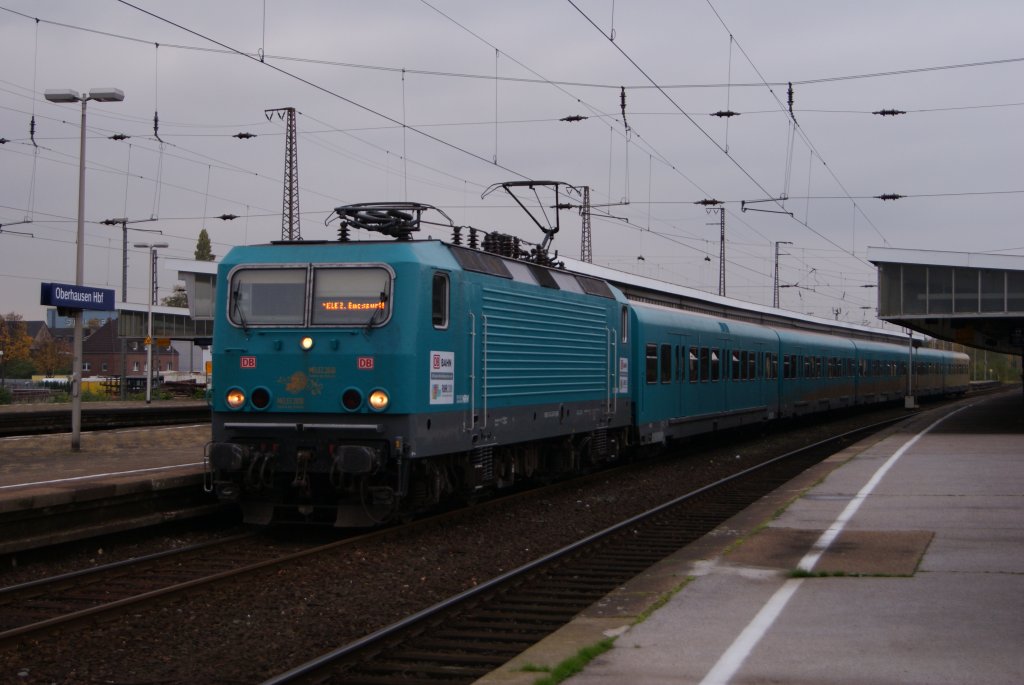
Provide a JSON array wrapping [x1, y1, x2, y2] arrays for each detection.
[[115, 258, 216, 344], [868, 247, 1024, 355]]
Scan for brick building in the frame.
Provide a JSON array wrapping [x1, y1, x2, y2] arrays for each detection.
[[82, 320, 178, 378]]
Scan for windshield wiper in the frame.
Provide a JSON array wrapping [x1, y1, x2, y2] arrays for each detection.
[[231, 286, 249, 335], [365, 281, 391, 329]]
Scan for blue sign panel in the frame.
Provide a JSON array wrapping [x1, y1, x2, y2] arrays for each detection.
[[40, 282, 116, 311]]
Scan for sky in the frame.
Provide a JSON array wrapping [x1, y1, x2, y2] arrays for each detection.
[[1, 0, 1022, 326]]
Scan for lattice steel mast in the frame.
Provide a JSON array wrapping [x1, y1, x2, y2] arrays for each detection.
[[266, 107, 301, 241], [580, 186, 592, 263]]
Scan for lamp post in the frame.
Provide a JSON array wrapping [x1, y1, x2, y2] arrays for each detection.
[[134, 242, 168, 404], [102, 218, 161, 399], [44, 87, 125, 451]]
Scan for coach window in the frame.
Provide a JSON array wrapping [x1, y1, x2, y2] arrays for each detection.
[[431, 272, 449, 329], [646, 344, 658, 384], [660, 344, 672, 383], [689, 347, 699, 383], [621, 306, 628, 343], [731, 351, 741, 380], [711, 348, 721, 381], [748, 351, 757, 380]]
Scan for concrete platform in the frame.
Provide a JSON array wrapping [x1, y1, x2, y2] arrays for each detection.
[[0, 402, 210, 549], [475, 391, 1024, 685]]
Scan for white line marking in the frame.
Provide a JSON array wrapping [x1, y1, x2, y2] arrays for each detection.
[[0, 463, 205, 491], [0, 423, 207, 442], [699, 405, 968, 685]]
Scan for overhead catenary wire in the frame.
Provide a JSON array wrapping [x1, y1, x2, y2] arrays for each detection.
[[3, 4, 1019, 93], [2, 2, 1018, 323]]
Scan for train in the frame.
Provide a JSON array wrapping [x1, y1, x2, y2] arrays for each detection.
[[204, 203, 970, 526]]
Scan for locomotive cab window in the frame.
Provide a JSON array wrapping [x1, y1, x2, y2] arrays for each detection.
[[229, 267, 306, 326], [312, 266, 392, 326], [431, 272, 449, 329]]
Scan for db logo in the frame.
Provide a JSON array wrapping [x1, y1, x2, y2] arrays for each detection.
[[357, 357, 374, 370], [432, 353, 441, 369], [240, 356, 257, 369]]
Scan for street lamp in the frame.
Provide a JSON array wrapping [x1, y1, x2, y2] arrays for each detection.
[[102, 217, 161, 400], [44, 87, 125, 450], [134, 242, 169, 404]]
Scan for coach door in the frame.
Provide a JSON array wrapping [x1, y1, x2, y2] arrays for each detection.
[[667, 332, 688, 420]]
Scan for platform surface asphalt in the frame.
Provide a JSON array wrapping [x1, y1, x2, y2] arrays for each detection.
[[0, 401, 208, 510], [476, 390, 1024, 685]]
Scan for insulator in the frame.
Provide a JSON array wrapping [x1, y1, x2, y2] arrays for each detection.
[[872, 109, 906, 116], [338, 222, 351, 242], [468, 227, 478, 249], [711, 110, 740, 118], [875, 193, 905, 201], [233, 132, 257, 139], [452, 226, 462, 246], [560, 115, 587, 122], [695, 198, 722, 206]]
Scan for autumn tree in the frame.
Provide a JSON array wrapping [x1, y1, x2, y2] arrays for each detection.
[[195, 228, 215, 261], [32, 338, 70, 377], [0, 313, 32, 364], [1, 313, 33, 381]]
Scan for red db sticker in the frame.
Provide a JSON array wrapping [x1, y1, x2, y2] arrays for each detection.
[[240, 356, 257, 369], [357, 356, 375, 370]]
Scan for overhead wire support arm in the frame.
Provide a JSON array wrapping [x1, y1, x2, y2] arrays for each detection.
[[741, 197, 794, 216], [0, 220, 34, 237]]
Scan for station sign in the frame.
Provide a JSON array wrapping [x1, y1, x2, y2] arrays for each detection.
[[40, 282, 116, 311]]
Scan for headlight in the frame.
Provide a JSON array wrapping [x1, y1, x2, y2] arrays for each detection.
[[251, 386, 271, 410], [300, 336, 315, 351], [226, 388, 246, 409], [341, 388, 362, 411], [368, 389, 390, 412]]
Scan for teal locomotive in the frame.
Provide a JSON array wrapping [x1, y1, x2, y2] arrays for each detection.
[[205, 203, 969, 526]]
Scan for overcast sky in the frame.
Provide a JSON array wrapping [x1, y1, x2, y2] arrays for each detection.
[[1, 1, 1022, 325]]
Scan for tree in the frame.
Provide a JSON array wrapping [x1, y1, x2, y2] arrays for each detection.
[[195, 228, 215, 261], [0, 313, 32, 365], [1, 313, 33, 382], [162, 284, 189, 308], [32, 338, 70, 377]]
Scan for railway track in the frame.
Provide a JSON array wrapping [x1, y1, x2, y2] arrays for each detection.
[[0, 402, 209, 437], [0, 398, 991, 682], [0, 531, 336, 649], [261, 415, 908, 684]]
